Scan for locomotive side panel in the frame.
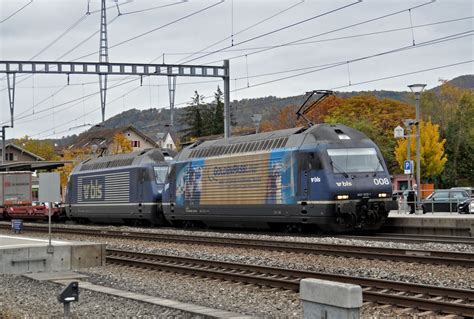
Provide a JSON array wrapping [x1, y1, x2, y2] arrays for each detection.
[[174, 150, 297, 206]]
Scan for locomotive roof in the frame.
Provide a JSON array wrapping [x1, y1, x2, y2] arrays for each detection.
[[74, 148, 172, 173], [178, 123, 371, 160]]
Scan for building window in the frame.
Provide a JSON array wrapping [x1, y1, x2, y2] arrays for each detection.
[[6, 153, 14, 161], [131, 140, 141, 148]]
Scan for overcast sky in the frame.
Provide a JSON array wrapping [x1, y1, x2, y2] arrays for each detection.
[[0, 0, 472, 139]]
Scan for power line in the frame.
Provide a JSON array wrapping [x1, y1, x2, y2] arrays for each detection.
[[180, 1, 362, 64], [71, 1, 225, 61], [0, 0, 33, 24], [203, 0, 437, 65], [175, 0, 305, 63], [10, 77, 139, 125], [231, 30, 473, 92], [120, 1, 187, 16], [6, 28, 470, 127], [29, 15, 89, 60], [330, 60, 473, 90], [33, 83, 143, 138]]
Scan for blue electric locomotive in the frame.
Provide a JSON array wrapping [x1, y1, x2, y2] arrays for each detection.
[[65, 149, 173, 225], [163, 123, 397, 232]]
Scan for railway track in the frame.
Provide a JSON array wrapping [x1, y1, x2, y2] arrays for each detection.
[[107, 249, 474, 317], [2, 223, 473, 267], [355, 233, 474, 245]]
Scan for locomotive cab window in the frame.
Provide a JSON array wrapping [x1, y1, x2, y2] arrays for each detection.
[[327, 148, 383, 173], [154, 167, 168, 184], [309, 153, 322, 170]]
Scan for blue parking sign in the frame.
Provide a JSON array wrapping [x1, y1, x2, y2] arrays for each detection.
[[404, 160, 412, 174]]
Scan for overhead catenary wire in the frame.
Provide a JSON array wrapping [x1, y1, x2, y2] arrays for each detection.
[[35, 58, 473, 139], [8, 28, 471, 128], [330, 60, 474, 90], [117, 16, 470, 58], [231, 30, 473, 92], [180, 0, 362, 65], [33, 83, 143, 138], [174, 0, 305, 64], [71, 1, 225, 61], [3, 1, 470, 138], [13, 77, 139, 125], [0, 0, 33, 24], [202, 0, 437, 65]]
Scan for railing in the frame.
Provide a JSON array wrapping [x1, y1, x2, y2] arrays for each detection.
[[392, 188, 467, 215]]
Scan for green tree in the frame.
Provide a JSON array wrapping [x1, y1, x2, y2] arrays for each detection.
[[211, 86, 224, 135], [421, 81, 474, 186], [394, 119, 447, 181], [181, 91, 206, 140]]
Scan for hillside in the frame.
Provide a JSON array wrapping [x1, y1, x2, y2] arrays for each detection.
[[64, 74, 473, 143]]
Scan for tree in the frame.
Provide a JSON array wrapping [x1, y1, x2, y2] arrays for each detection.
[[421, 81, 474, 186], [181, 91, 207, 141], [109, 132, 133, 155], [394, 119, 447, 181], [324, 95, 415, 170], [211, 86, 224, 135], [14, 135, 58, 160], [261, 104, 300, 132], [55, 147, 90, 193], [305, 95, 343, 124]]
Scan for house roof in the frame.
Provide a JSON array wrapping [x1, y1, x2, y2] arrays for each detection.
[[3, 143, 46, 161], [70, 125, 158, 149], [155, 131, 178, 144], [0, 160, 72, 172]]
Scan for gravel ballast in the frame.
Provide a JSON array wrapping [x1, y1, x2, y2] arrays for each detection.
[[1, 224, 472, 318], [0, 274, 205, 318]]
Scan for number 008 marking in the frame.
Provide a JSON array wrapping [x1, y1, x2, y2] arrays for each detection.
[[373, 178, 390, 185]]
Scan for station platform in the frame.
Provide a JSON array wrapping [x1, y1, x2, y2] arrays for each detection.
[[0, 235, 105, 274], [383, 212, 474, 237]]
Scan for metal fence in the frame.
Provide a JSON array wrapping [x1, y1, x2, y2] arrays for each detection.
[[392, 188, 469, 214]]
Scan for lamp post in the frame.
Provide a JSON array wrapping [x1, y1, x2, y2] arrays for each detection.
[[251, 114, 262, 134], [408, 83, 426, 210], [403, 119, 416, 191]]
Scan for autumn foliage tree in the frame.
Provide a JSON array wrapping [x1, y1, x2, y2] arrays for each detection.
[[110, 132, 133, 155], [324, 95, 415, 170], [394, 119, 448, 181], [55, 147, 91, 192], [14, 135, 58, 160], [421, 81, 474, 186]]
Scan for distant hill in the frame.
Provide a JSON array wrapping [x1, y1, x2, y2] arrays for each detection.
[[57, 74, 473, 144]]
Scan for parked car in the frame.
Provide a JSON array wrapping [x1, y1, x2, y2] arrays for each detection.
[[458, 198, 474, 214], [451, 187, 473, 198], [422, 190, 470, 213]]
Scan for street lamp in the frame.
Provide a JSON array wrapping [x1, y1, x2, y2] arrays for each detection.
[[403, 119, 417, 191], [251, 114, 262, 134], [408, 83, 426, 210]]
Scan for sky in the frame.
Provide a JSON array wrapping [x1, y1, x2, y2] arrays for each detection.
[[0, 0, 473, 140]]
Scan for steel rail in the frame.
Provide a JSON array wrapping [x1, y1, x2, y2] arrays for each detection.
[[4, 224, 473, 267], [106, 249, 474, 316]]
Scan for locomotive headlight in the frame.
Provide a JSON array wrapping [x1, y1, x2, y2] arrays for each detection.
[[378, 193, 388, 198], [336, 194, 349, 200]]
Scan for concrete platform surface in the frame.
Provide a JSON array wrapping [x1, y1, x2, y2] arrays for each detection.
[[24, 271, 254, 319], [385, 212, 474, 237], [0, 235, 68, 248], [0, 234, 105, 274]]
